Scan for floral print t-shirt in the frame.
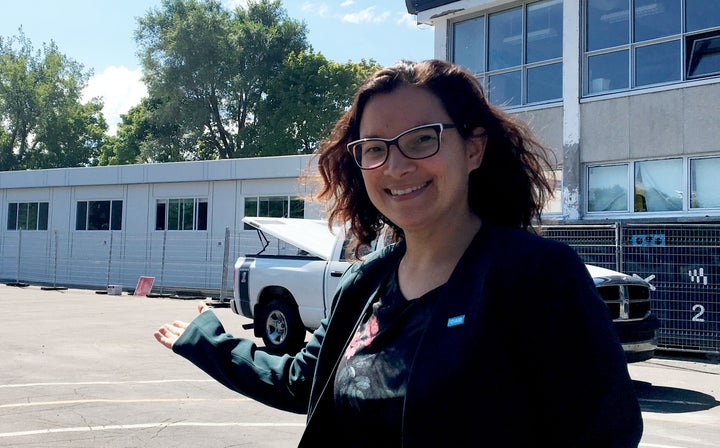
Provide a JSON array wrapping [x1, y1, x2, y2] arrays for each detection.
[[333, 269, 441, 446]]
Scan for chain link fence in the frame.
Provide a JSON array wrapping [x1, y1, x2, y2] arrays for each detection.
[[0, 227, 283, 299]]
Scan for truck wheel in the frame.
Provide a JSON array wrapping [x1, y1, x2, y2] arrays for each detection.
[[258, 298, 306, 354]]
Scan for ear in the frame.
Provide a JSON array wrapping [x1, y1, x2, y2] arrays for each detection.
[[465, 127, 486, 171]]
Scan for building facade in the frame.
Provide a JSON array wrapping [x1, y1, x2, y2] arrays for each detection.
[[407, 0, 720, 355], [409, 0, 719, 221]]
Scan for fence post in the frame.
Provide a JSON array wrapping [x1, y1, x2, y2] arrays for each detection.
[[615, 221, 622, 272], [105, 231, 114, 289], [159, 230, 167, 295], [16, 229, 22, 284], [53, 230, 58, 287], [220, 227, 230, 301]]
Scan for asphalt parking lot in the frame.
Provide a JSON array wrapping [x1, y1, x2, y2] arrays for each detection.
[[1, 284, 718, 447]]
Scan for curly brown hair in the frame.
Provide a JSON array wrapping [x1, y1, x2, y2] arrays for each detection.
[[306, 59, 556, 251]]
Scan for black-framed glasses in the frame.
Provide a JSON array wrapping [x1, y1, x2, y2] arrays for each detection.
[[347, 123, 456, 170]]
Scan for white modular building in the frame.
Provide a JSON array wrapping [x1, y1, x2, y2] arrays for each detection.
[[0, 155, 319, 295]]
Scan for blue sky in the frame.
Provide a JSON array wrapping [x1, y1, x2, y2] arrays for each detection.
[[1, 0, 434, 133]]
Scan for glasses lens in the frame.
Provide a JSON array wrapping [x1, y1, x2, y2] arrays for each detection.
[[398, 126, 440, 159], [353, 141, 387, 169]]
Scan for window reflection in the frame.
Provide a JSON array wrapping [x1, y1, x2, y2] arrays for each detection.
[[527, 63, 562, 103], [588, 50, 629, 93], [691, 158, 720, 208], [634, 159, 683, 212], [451, 1, 563, 107], [488, 70, 521, 106], [453, 16, 485, 74], [488, 7, 522, 71], [527, 0, 563, 63], [635, 40, 681, 86], [686, 0, 720, 32], [588, 165, 629, 212], [687, 35, 720, 79], [586, 0, 630, 52], [585, 0, 720, 95], [634, 0, 680, 43]]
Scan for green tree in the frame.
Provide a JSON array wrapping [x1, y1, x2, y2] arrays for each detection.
[[135, 0, 308, 160], [252, 52, 380, 156], [0, 31, 106, 170], [98, 97, 182, 165]]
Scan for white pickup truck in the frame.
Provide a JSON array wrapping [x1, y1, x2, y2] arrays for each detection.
[[232, 217, 658, 362], [231, 217, 372, 354]]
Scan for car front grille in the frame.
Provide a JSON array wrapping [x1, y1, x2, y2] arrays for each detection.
[[596, 284, 652, 320]]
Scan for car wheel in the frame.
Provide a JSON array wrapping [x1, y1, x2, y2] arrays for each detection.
[[257, 298, 306, 354]]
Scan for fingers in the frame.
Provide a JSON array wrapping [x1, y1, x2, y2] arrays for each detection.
[[153, 327, 175, 349], [153, 321, 189, 349], [197, 301, 210, 314]]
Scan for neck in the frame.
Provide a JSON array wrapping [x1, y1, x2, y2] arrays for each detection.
[[403, 212, 481, 262], [397, 213, 482, 299]]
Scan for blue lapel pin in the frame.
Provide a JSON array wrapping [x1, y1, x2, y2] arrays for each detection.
[[447, 315, 465, 327]]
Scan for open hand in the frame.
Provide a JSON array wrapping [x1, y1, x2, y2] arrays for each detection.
[[154, 320, 189, 349], [154, 301, 210, 349]]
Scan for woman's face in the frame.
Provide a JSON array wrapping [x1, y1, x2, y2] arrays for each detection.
[[357, 86, 485, 235]]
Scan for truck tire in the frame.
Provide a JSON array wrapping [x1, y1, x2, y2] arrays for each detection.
[[257, 298, 306, 354]]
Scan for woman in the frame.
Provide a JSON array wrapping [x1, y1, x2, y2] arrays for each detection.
[[155, 59, 642, 447]]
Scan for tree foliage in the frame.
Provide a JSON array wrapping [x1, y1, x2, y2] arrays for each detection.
[[134, 0, 308, 160], [114, 0, 378, 164], [0, 31, 106, 171], [251, 52, 380, 156]]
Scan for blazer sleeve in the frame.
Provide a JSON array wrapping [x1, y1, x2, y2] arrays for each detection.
[[172, 310, 328, 414]]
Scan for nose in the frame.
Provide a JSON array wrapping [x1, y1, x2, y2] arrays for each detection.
[[383, 144, 415, 175]]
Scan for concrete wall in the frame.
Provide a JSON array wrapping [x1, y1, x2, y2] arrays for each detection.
[[581, 84, 720, 164]]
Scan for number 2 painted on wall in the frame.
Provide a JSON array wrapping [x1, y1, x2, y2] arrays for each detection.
[[691, 304, 706, 322]]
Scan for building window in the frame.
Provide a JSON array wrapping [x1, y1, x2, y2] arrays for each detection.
[[155, 198, 208, 231], [243, 196, 304, 229], [634, 158, 683, 212], [76, 200, 123, 230], [543, 169, 563, 214], [451, 0, 563, 107], [690, 157, 720, 208], [584, 0, 720, 96], [588, 156, 720, 214], [7, 202, 49, 230], [588, 165, 629, 212], [687, 33, 720, 79]]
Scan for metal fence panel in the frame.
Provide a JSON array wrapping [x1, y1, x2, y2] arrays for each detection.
[[621, 224, 719, 354], [543, 222, 719, 355], [541, 224, 618, 270]]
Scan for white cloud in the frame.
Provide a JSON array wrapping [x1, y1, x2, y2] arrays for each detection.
[[397, 12, 418, 28], [342, 6, 391, 24], [82, 66, 147, 136], [340, 0, 354, 6], [301, 2, 330, 17]]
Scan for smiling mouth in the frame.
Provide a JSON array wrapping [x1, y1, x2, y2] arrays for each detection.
[[388, 182, 429, 197]]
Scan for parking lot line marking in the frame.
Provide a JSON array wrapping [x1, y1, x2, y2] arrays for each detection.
[[639, 444, 697, 448], [0, 379, 215, 388], [0, 422, 306, 439], [642, 412, 718, 425], [0, 397, 250, 409]]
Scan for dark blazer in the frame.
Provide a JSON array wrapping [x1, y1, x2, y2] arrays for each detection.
[[174, 224, 643, 447]]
